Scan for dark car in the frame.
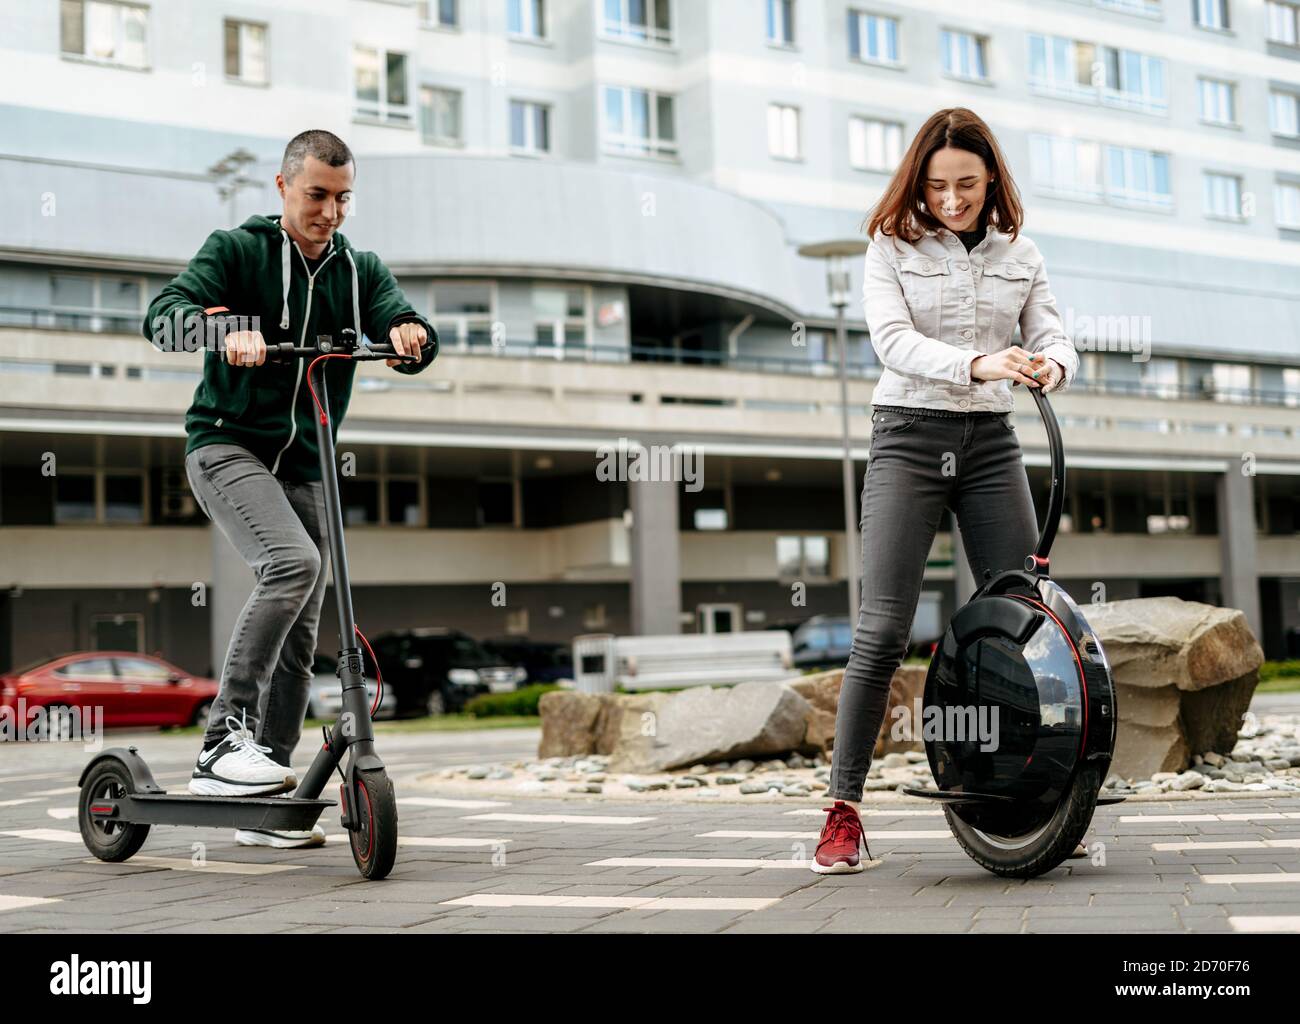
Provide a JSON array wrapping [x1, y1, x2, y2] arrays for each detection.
[[364, 629, 527, 716], [481, 638, 573, 685], [0, 651, 218, 740], [791, 616, 855, 670]]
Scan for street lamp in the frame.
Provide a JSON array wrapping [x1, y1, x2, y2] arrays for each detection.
[[797, 238, 870, 622], [208, 147, 260, 228]]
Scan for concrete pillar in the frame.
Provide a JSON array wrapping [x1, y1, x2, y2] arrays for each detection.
[[1216, 464, 1263, 643], [628, 473, 681, 636], [209, 526, 254, 683], [951, 518, 977, 610]]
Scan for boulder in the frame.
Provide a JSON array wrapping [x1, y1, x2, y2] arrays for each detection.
[[789, 664, 928, 757], [1085, 597, 1264, 779]]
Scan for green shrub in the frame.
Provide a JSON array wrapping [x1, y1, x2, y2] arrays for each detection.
[[463, 683, 559, 718], [1260, 660, 1300, 683]]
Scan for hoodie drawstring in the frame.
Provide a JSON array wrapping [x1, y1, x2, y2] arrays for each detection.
[[279, 229, 291, 330]]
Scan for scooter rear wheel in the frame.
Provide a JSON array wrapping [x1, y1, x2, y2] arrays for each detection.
[[79, 760, 150, 862], [943, 765, 1101, 879], [348, 768, 397, 880]]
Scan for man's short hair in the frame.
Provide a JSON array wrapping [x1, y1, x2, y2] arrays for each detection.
[[281, 130, 354, 183]]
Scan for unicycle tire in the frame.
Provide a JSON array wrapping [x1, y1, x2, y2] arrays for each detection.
[[79, 760, 150, 862], [348, 768, 397, 880], [944, 764, 1101, 879]]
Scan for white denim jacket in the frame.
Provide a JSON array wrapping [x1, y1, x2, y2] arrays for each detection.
[[863, 224, 1079, 412]]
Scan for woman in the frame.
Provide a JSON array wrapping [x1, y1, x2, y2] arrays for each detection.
[[812, 108, 1082, 874]]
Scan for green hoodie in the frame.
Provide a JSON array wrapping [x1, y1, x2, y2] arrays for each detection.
[[143, 214, 438, 483]]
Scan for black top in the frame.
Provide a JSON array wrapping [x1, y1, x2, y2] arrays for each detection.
[[957, 228, 984, 253]]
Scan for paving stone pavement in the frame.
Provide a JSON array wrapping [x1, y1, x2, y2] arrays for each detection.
[[3, 729, 1300, 933]]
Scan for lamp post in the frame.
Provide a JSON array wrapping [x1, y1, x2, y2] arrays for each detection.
[[797, 239, 870, 622], [208, 147, 259, 228]]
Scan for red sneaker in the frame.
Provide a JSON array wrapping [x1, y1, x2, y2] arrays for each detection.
[[811, 800, 873, 874]]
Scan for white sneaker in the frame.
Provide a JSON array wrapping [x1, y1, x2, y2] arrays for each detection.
[[188, 712, 297, 797], [234, 825, 326, 849]]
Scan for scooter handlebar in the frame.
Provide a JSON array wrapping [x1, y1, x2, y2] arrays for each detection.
[[265, 341, 420, 363]]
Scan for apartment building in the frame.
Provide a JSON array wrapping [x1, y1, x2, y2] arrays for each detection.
[[1, 0, 1298, 677]]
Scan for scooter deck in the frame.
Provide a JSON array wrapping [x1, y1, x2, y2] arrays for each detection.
[[94, 793, 335, 830]]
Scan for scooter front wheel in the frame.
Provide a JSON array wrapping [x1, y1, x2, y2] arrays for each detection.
[[79, 760, 150, 862], [348, 768, 397, 880], [944, 765, 1101, 879]]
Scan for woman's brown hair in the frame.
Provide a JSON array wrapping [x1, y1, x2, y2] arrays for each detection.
[[865, 108, 1023, 243]]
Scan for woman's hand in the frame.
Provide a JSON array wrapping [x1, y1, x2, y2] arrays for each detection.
[[971, 346, 1047, 387], [1037, 358, 1065, 393]]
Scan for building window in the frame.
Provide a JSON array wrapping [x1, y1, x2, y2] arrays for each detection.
[[848, 10, 900, 64], [1283, 367, 1300, 406], [1027, 35, 1095, 100], [1096, 0, 1162, 13], [354, 47, 412, 125], [776, 536, 830, 579], [1270, 1, 1300, 43], [431, 282, 494, 348], [223, 19, 267, 85], [55, 470, 146, 525], [940, 29, 988, 81], [1139, 358, 1181, 399], [694, 509, 728, 530], [1194, 0, 1229, 30], [418, 0, 459, 28], [1100, 46, 1166, 113], [1106, 145, 1172, 208], [342, 476, 424, 526], [60, 0, 148, 69], [766, 0, 795, 46], [1277, 181, 1300, 227], [49, 271, 142, 332], [1030, 135, 1171, 209], [1270, 91, 1300, 136], [1203, 172, 1243, 220], [849, 116, 902, 171], [602, 0, 672, 46], [601, 85, 677, 157], [510, 99, 551, 154], [420, 86, 462, 145], [508, 0, 546, 39], [1198, 77, 1236, 124], [1210, 362, 1252, 403], [1029, 135, 1103, 201], [767, 104, 801, 160], [534, 286, 588, 352]]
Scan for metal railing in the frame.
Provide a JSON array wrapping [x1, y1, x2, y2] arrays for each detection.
[[1, 304, 1297, 408]]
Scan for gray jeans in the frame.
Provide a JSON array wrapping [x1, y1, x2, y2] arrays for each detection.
[[826, 406, 1040, 802], [185, 443, 329, 768]]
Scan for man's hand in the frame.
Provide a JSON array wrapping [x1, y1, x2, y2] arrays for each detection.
[[971, 346, 1046, 388], [224, 330, 267, 367], [387, 322, 427, 367]]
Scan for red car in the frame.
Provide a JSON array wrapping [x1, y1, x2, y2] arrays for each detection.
[[0, 651, 218, 739]]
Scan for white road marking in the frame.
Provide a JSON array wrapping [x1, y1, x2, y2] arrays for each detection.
[[26, 786, 81, 797], [1229, 916, 1300, 932], [1, 829, 84, 843], [698, 829, 953, 840], [441, 894, 781, 911], [46, 807, 77, 820], [399, 797, 511, 809], [0, 894, 62, 912], [1153, 839, 1300, 851], [1121, 812, 1300, 823], [85, 856, 305, 875], [785, 808, 945, 817], [586, 857, 810, 869], [324, 835, 509, 848], [1200, 873, 1300, 884], [465, 813, 655, 825], [0, 798, 41, 808], [0, 772, 69, 784]]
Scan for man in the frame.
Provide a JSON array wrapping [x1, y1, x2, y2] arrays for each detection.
[[143, 130, 437, 848]]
